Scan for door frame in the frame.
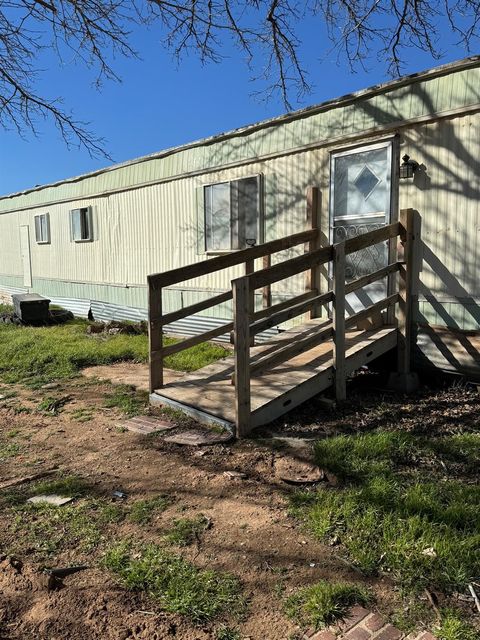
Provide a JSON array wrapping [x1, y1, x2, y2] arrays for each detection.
[[327, 135, 400, 316], [19, 225, 32, 288], [328, 136, 400, 243]]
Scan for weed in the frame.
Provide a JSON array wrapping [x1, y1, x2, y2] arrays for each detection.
[[436, 610, 478, 640], [71, 408, 94, 422], [284, 580, 371, 629], [32, 474, 90, 498], [6, 429, 20, 438], [0, 388, 18, 400], [390, 597, 433, 634], [0, 304, 13, 314], [0, 441, 20, 459], [128, 495, 170, 525], [10, 403, 32, 414], [104, 385, 148, 417], [37, 395, 71, 415], [103, 541, 244, 622], [215, 626, 241, 640], [3, 475, 125, 559], [94, 502, 126, 524], [165, 514, 211, 546]]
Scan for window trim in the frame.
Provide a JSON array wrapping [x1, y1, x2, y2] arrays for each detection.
[[203, 174, 264, 255], [70, 207, 93, 243], [34, 212, 51, 244]]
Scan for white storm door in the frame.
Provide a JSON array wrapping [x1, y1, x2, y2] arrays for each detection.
[[20, 225, 32, 287], [330, 141, 394, 314]]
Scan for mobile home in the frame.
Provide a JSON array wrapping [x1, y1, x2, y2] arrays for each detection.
[[1, 56, 480, 379]]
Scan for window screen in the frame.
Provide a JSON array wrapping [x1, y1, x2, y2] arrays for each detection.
[[70, 207, 93, 242], [34, 213, 50, 244], [204, 176, 260, 251]]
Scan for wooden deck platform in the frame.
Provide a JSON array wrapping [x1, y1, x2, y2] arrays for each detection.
[[151, 321, 398, 431]]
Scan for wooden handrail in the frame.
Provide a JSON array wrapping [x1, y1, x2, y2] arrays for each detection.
[[247, 245, 333, 290], [252, 291, 318, 322], [344, 294, 399, 329], [159, 290, 232, 326], [245, 222, 400, 292], [344, 222, 401, 255], [250, 291, 333, 336], [148, 228, 318, 289], [162, 321, 234, 357], [345, 262, 401, 295]]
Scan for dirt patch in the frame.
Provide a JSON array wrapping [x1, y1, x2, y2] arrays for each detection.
[[81, 362, 185, 391], [2, 371, 475, 639], [0, 376, 381, 640]]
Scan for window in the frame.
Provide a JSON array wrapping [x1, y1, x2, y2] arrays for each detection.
[[204, 176, 261, 252], [34, 213, 50, 244], [70, 207, 93, 242]]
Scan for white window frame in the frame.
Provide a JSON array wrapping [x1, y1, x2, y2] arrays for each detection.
[[70, 207, 93, 243], [203, 174, 263, 255], [34, 213, 51, 244]]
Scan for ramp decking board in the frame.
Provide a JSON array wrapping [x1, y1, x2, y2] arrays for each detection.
[[151, 321, 397, 430]]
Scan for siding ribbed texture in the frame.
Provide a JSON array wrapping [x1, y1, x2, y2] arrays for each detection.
[[0, 63, 479, 214], [0, 64, 479, 337]]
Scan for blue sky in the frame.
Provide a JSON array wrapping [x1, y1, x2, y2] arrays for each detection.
[[0, 13, 475, 195]]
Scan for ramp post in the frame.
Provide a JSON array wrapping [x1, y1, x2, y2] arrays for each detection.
[[390, 208, 421, 392], [333, 241, 346, 401], [148, 279, 163, 392], [306, 186, 322, 318], [233, 276, 252, 437]]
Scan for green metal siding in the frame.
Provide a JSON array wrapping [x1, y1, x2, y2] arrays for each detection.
[[1, 61, 479, 214]]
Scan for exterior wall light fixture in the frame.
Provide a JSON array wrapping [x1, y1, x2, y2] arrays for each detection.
[[400, 154, 419, 179]]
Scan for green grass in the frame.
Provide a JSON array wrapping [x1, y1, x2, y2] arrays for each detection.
[[0, 318, 230, 386], [0, 440, 20, 459], [291, 431, 480, 628], [436, 610, 479, 640], [103, 541, 244, 622], [37, 395, 71, 414], [0, 304, 13, 314], [215, 626, 241, 640], [104, 385, 149, 417], [165, 514, 211, 546], [2, 474, 125, 558], [71, 408, 94, 422], [284, 580, 371, 629], [128, 495, 171, 525], [32, 474, 91, 497]]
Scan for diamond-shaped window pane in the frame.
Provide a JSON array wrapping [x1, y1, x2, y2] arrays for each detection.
[[354, 166, 380, 199]]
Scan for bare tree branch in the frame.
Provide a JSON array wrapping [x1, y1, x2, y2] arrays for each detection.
[[0, 0, 478, 156]]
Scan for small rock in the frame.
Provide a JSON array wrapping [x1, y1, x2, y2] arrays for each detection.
[[41, 383, 60, 390], [27, 495, 74, 506], [223, 470, 247, 479], [164, 429, 233, 446]]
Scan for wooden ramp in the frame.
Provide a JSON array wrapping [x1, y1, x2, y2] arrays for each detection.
[[148, 190, 421, 437], [151, 321, 398, 431]]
